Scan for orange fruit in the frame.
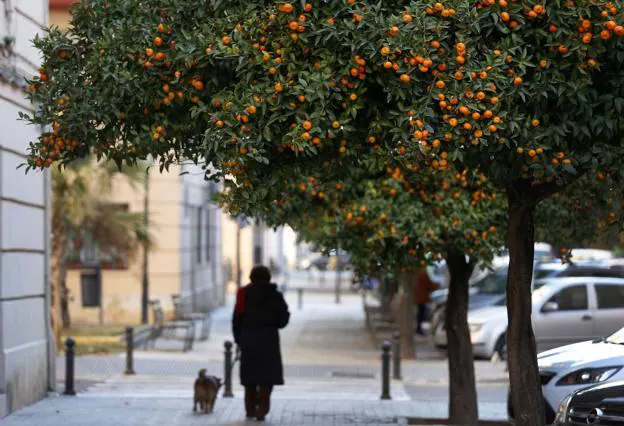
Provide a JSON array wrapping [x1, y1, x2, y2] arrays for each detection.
[[531, 119, 540, 127], [303, 120, 313, 130], [281, 3, 293, 13], [216, 120, 224, 128], [275, 83, 284, 92], [384, 61, 393, 69], [513, 76, 523, 86], [558, 45, 569, 54], [403, 13, 413, 24], [400, 74, 411, 83], [600, 29, 612, 40], [582, 33, 592, 44], [606, 20, 617, 30], [304, 3, 312, 12], [615, 26, 624, 36], [435, 80, 445, 89], [455, 71, 464, 80], [246, 105, 257, 115], [332, 121, 341, 129], [145, 48, 154, 57], [154, 37, 163, 46], [501, 12, 510, 21], [193, 80, 204, 90]]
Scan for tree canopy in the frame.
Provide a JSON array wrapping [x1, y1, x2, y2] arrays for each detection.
[[22, 1, 624, 424]]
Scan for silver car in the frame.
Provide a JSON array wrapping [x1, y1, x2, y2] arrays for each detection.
[[466, 276, 624, 359]]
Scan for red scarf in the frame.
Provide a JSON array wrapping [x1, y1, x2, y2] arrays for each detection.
[[235, 287, 246, 316]]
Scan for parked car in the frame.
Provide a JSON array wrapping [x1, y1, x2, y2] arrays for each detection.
[[508, 326, 624, 424], [431, 267, 624, 348], [553, 380, 624, 425], [463, 276, 624, 359]]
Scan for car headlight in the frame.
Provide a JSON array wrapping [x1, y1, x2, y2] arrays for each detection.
[[469, 323, 483, 333], [556, 366, 621, 386], [553, 393, 573, 424]]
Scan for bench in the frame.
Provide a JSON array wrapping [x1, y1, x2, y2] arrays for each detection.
[[362, 291, 396, 331], [150, 299, 196, 352], [171, 294, 212, 341], [121, 323, 159, 351]]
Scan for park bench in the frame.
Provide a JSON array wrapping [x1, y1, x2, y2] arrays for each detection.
[[118, 299, 195, 352], [121, 323, 159, 351], [171, 293, 212, 341], [362, 291, 396, 332], [150, 299, 196, 352]]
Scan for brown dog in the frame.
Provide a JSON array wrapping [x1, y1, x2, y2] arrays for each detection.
[[193, 369, 222, 414]]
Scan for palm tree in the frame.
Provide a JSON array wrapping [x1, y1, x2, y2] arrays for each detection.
[[51, 159, 151, 349]]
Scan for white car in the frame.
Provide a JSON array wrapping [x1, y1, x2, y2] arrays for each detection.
[[466, 276, 624, 359], [508, 326, 624, 424]]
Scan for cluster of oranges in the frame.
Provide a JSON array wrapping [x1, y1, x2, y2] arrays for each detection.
[[30, 124, 80, 168], [143, 22, 175, 70]]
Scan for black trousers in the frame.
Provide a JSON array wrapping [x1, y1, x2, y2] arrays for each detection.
[[244, 385, 273, 419], [416, 304, 429, 333]]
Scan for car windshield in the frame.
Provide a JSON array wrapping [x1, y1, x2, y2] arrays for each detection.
[[472, 270, 508, 295], [606, 327, 624, 345]]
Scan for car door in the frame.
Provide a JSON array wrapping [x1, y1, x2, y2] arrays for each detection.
[[533, 283, 594, 352], [591, 282, 624, 337]]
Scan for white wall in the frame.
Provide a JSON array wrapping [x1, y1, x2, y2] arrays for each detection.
[[0, 0, 52, 417], [179, 163, 224, 311]]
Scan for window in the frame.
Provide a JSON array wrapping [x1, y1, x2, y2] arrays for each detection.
[[595, 284, 624, 309], [547, 285, 588, 311], [196, 207, 202, 263]]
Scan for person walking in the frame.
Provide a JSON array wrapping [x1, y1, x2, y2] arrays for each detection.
[[414, 267, 438, 335], [232, 265, 290, 421]]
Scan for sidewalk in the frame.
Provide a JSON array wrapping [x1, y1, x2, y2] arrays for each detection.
[[3, 292, 510, 425]]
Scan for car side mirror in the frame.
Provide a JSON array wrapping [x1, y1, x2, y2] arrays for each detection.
[[542, 301, 559, 313]]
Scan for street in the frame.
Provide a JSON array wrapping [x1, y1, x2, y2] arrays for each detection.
[[5, 292, 509, 425]]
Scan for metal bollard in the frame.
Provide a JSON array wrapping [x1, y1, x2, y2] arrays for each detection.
[[297, 288, 303, 310], [124, 326, 135, 375], [223, 341, 234, 397], [64, 337, 76, 396], [392, 331, 402, 380], [380, 340, 391, 400]]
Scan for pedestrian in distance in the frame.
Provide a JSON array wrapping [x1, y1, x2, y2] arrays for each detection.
[[232, 265, 290, 421], [414, 267, 439, 335]]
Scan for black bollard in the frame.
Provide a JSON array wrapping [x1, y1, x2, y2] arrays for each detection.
[[392, 331, 402, 380], [64, 337, 76, 396], [124, 326, 135, 375], [223, 341, 234, 397], [297, 288, 303, 310], [380, 340, 391, 400]]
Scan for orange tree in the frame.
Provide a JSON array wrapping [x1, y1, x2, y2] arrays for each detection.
[[22, 0, 624, 423], [217, 163, 507, 424]]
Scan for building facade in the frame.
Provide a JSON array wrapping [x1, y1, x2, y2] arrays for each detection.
[[0, 0, 54, 417]]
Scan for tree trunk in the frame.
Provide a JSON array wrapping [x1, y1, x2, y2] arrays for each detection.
[[506, 192, 545, 425], [445, 252, 478, 425], [50, 226, 67, 351], [398, 272, 416, 359], [60, 258, 71, 329]]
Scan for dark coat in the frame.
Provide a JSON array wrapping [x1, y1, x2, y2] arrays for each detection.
[[232, 282, 290, 387]]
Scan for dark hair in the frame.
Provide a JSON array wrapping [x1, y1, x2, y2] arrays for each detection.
[[250, 265, 271, 284]]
